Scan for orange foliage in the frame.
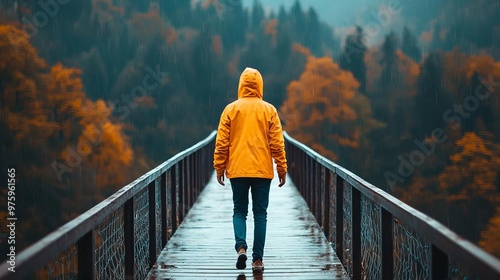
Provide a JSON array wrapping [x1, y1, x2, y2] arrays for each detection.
[[1, 25, 134, 191], [281, 54, 373, 161], [396, 50, 420, 93], [92, 0, 125, 24], [46, 63, 134, 188], [212, 34, 223, 55], [365, 47, 420, 96], [441, 50, 500, 136], [442, 50, 500, 98], [0, 25, 55, 142], [227, 52, 240, 76], [166, 27, 178, 45], [131, 9, 176, 45], [438, 132, 500, 202], [364, 46, 383, 93], [292, 43, 311, 57], [202, 0, 218, 9], [264, 19, 278, 46], [479, 206, 500, 257]]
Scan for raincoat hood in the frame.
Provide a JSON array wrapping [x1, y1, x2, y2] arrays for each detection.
[[238, 67, 264, 99]]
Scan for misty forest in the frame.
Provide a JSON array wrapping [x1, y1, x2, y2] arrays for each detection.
[[1, 0, 500, 261]]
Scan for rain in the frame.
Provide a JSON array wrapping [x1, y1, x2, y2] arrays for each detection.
[[1, 0, 499, 276]]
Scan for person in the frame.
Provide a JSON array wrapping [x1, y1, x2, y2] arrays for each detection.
[[213, 67, 287, 271]]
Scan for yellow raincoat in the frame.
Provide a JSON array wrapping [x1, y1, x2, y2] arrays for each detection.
[[214, 67, 287, 179]]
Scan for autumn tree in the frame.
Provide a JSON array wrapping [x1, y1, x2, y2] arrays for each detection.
[[1, 25, 52, 251], [0, 25, 53, 166], [1, 25, 137, 251], [438, 132, 500, 202], [280, 49, 383, 172], [441, 51, 500, 136], [479, 206, 500, 258], [437, 132, 500, 242]]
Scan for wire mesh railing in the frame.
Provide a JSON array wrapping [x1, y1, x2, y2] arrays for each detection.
[[0, 131, 216, 280], [284, 132, 500, 280]]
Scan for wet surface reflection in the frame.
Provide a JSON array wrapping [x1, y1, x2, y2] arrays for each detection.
[[236, 270, 264, 279]]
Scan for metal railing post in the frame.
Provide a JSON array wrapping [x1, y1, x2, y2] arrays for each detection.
[[432, 245, 448, 279], [352, 188, 361, 280], [148, 180, 157, 268], [161, 172, 168, 247], [171, 165, 178, 233], [335, 175, 344, 262], [78, 230, 95, 280], [324, 169, 331, 241], [178, 161, 185, 224], [124, 198, 134, 279], [381, 208, 394, 280]]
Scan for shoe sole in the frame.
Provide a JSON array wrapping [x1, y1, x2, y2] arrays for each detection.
[[236, 254, 247, 269]]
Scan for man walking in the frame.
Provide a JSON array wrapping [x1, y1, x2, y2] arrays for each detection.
[[214, 67, 287, 271]]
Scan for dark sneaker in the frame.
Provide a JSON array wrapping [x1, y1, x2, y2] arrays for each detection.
[[236, 248, 247, 269], [252, 259, 264, 271]]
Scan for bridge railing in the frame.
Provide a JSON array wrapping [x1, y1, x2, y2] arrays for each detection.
[[284, 132, 500, 280], [0, 131, 216, 280]]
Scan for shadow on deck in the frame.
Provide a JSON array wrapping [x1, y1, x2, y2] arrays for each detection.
[[146, 173, 349, 279]]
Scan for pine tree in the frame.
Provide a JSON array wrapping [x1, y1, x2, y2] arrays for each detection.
[[414, 52, 452, 137], [402, 26, 422, 62], [251, 0, 265, 29], [380, 31, 400, 91], [340, 26, 367, 93]]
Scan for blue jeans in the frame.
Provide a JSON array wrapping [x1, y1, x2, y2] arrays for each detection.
[[230, 178, 271, 262]]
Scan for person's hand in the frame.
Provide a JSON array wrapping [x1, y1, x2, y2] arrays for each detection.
[[217, 174, 225, 186], [278, 175, 286, 187]]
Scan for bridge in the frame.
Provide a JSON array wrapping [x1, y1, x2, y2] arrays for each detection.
[[1, 131, 500, 279]]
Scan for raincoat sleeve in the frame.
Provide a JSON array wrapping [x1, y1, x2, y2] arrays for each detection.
[[214, 108, 230, 177], [269, 110, 287, 177]]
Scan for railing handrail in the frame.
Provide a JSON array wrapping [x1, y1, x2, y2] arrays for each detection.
[[283, 131, 500, 278], [0, 131, 217, 279]]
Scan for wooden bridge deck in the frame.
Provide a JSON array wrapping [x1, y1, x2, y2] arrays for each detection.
[[146, 174, 349, 279]]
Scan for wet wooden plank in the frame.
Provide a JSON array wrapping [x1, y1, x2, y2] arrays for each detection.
[[146, 173, 349, 279]]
